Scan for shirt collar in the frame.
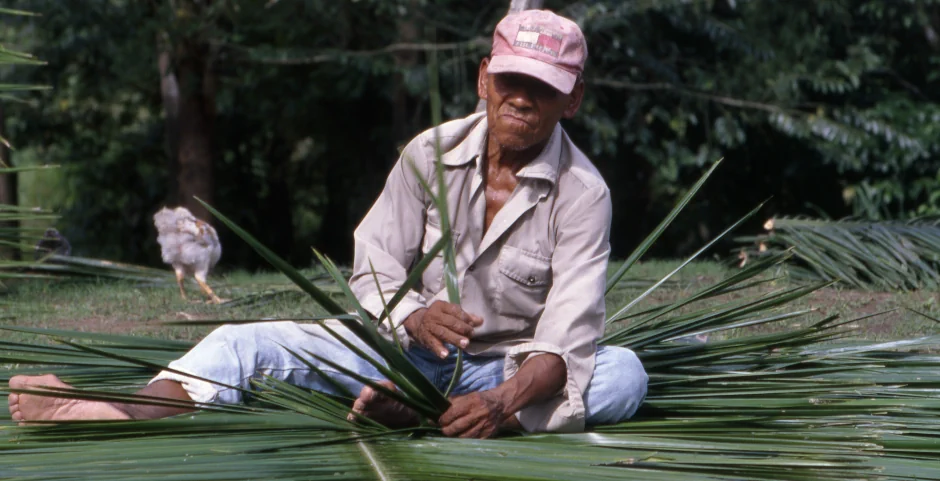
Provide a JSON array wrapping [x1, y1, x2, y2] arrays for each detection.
[[439, 114, 562, 186], [515, 124, 561, 186], [440, 113, 488, 167]]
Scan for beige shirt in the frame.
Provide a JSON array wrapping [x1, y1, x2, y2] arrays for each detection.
[[349, 112, 611, 433]]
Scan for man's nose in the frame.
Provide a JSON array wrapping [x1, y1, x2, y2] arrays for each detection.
[[505, 88, 534, 110]]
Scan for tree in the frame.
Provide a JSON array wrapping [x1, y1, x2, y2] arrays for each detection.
[[150, 0, 220, 222], [554, 0, 940, 252], [6, 0, 940, 266]]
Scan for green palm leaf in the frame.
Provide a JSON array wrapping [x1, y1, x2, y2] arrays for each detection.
[[739, 216, 940, 290]]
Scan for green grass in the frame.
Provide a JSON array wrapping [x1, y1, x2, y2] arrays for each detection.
[[2, 260, 938, 345], [609, 260, 940, 342], [0, 268, 339, 342]]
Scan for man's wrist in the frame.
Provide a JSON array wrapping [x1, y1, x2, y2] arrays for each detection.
[[490, 353, 566, 419], [489, 378, 522, 419], [401, 307, 427, 337]]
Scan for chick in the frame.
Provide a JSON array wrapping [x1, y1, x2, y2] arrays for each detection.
[[153, 206, 224, 304], [34, 228, 72, 260]]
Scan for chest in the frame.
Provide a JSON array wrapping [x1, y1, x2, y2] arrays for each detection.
[[483, 166, 520, 232]]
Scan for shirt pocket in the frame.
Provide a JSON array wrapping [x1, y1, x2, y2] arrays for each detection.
[[497, 245, 552, 320]]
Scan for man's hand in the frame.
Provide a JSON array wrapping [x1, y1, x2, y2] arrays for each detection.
[[438, 390, 513, 439], [403, 301, 483, 359], [438, 354, 566, 438]]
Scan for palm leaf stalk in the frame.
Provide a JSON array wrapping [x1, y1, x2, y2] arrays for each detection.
[[1, 331, 938, 481], [199, 199, 451, 421], [3, 162, 940, 479], [736, 216, 940, 290], [2, 291, 939, 479]]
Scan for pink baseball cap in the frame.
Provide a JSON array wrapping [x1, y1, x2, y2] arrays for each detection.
[[488, 10, 587, 94]]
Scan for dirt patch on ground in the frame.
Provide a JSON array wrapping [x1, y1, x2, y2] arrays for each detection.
[[63, 316, 147, 334], [807, 290, 895, 317], [35, 311, 220, 341], [805, 288, 938, 338]]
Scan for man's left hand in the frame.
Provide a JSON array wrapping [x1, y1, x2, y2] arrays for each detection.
[[438, 390, 510, 438], [437, 354, 564, 438]]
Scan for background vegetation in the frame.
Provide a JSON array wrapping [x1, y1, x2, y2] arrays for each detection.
[[3, 0, 940, 269], [2, 4, 940, 478]]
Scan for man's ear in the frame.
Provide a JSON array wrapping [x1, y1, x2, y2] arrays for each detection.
[[562, 79, 585, 119], [477, 57, 490, 101]]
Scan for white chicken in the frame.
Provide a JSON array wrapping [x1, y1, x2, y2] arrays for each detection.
[[153, 206, 224, 304]]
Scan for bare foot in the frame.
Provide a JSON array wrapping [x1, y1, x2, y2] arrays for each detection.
[[7, 374, 130, 424], [347, 381, 420, 429]]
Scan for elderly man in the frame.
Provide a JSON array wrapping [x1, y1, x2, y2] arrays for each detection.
[[7, 10, 647, 437]]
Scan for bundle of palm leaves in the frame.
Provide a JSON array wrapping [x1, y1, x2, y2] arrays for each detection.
[[1, 160, 938, 480], [737, 216, 940, 291]]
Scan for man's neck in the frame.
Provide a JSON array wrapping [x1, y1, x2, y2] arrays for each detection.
[[485, 136, 549, 173]]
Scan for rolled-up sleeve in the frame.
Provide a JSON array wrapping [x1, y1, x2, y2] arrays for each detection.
[[349, 140, 431, 348], [503, 184, 612, 432]]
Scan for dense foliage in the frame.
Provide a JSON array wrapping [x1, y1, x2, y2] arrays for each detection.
[[3, 0, 940, 268]]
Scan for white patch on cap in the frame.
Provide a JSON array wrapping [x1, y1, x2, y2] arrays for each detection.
[[513, 25, 562, 58], [515, 30, 540, 45]]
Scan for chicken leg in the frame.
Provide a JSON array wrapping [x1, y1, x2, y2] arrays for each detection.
[[194, 272, 224, 304], [175, 269, 188, 301]]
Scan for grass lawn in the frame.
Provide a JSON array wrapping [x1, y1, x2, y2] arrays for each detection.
[[2, 259, 938, 344], [2, 259, 938, 481]]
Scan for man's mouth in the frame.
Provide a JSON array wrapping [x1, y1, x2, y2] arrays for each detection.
[[500, 113, 535, 129]]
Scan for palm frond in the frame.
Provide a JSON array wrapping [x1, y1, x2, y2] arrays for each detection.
[[197, 198, 452, 420], [3, 175, 940, 480], [737, 216, 940, 290], [2, 328, 938, 480]]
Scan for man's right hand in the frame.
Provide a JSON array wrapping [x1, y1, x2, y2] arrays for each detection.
[[402, 301, 484, 359]]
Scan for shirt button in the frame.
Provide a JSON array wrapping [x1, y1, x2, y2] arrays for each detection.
[[468, 265, 476, 272]]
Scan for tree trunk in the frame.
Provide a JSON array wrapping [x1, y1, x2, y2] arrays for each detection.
[[392, 1, 420, 144], [0, 103, 19, 260], [154, 0, 217, 222], [924, 5, 940, 51], [508, 0, 544, 12], [158, 33, 181, 207], [475, 0, 545, 113], [174, 38, 216, 221]]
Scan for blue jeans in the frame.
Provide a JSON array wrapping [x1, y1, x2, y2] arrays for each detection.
[[151, 321, 648, 426]]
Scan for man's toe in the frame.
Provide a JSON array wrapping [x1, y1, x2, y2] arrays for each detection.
[[361, 386, 380, 403], [9, 375, 26, 389]]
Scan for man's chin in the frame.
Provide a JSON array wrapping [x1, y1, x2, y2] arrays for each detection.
[[493, 134, 540, 152]]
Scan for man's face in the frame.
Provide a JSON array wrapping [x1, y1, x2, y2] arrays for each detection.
[[478, 58, 584, 152]]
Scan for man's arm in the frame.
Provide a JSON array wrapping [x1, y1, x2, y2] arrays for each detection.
[[350, 138, 484, 356], [348, 139, 431, 343], [439, 354, 565, 438]]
